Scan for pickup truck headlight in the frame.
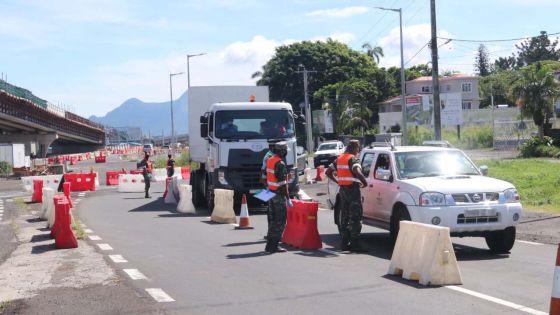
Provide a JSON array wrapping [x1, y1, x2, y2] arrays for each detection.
[[504, 188, 520, 203], [420, 192, 447, 206], [218, 170, 228, 185]]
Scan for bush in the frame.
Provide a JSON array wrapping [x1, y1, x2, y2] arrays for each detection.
[[443, 126, 493, 149], [407, 126, 434, 145], [0, 161, 12, 177], [519, 136, 560, 158]]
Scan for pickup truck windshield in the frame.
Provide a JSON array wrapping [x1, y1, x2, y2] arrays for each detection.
[[318, 143, 337, 151], [215, 110, 295, 140], [395, 150, 480, 179]]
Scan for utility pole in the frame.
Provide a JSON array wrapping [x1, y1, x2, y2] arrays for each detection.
[[490, 83, 495, 148], [296, 66, 317, 154], [430, 0, 442, 140]]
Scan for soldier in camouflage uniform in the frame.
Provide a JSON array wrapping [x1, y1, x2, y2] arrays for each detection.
[[325, 140, 368, 252], [265, 142, 289, 253]]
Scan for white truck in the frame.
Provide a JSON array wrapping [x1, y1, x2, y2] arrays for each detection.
[[188, 86, 300, 211]]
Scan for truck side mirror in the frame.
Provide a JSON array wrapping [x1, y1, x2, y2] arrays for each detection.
[[200, 114, 209, 139]]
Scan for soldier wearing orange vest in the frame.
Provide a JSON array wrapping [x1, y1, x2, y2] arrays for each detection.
[[265, 141, 290, 253], [325, 140, 367, 252], [137, 152, 153, 198]]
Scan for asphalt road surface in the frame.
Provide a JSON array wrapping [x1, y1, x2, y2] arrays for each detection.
[[75, 180, 555, 315]]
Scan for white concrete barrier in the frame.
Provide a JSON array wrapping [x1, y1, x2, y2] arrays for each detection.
[[153, 168, 167, 182], [177, 185, 196, 214], [211, 189, 236, 224], [388, 221, 462, 286], [47, 195, 56, 228], [21, 175, 63, 192], [304, 168, 313, 184], [117, 174, 145, 193], [94, 172, 100, 188], [40, 188, 55, 220], [173, 167, 182, 179], [172, 176, 180, 199], [164, 178, 177, 204]]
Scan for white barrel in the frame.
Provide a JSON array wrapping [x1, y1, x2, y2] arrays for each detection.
[[40, 187, 55, 220]]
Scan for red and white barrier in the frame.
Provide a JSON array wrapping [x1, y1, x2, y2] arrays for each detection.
[[117, 174, 145, 193]]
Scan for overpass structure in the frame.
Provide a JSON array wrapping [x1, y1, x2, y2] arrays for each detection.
[[0, 82, 105, 158]]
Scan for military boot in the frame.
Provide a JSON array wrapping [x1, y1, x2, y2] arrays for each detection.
[[266, 240, 286, 253], [348, 238, 367, 252], [340, 236, 350, 251]]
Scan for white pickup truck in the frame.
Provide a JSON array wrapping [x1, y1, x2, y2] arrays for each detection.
[[328, 144, 523, 253]]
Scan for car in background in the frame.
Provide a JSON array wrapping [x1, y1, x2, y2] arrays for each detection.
[[327, 145, 522, 254], [143, 144, 154, 153], [313, 141, 345, 168]]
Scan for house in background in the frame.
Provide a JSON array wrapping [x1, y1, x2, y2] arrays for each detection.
[[378, 73, 481, 132]]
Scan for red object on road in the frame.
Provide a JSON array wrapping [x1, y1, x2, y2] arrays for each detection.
[[235, 194, 254, 230], [551, 244, 560, 315], [54, 197, 78, 249], [95, 155, 106, 163], [181, 166, 191, 180], [163, 177, 172, 198], [63, 182, 73, 208], [32, 179, 43, 203], [314, 165, 324, 182], [106, 171, 126, 185], [281, 199, 322, 250], [50, 195, 65, 239]]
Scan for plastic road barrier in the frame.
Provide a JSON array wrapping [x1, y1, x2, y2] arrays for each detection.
[[54, 197, 78, 249], [48, 195, 64, 229], [164, 178, 178, 204], [32, 179, 44, 203], [551, 244, 560, 315], [117, 174, 145, 193], [106, 171, 126, 186], [281, 199, 322, 250], [210, 189, 236, 224], [388, 221, 462, 286], [40, 187, 55, 220], [177, 185, 196, 214], [63, 182, 73, 208], [163, 177, 172, 198], [95, 155, 106, 163], [235, 194, 253, 230], [63, 173, 96, 192], [153, 168, 167, 182], [181, 167, 190, 180], [314, 165, 324, 182]]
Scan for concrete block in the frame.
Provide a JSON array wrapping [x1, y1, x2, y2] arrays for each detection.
[[211, 189, 236, 224]]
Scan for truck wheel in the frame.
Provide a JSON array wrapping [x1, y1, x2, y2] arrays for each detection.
[[485, 227, 516, 254], [390, 206, 411, 244], [205, 178, 215, 212], [191, 170, 205, 208]]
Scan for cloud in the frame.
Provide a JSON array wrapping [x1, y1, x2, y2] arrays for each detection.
[[306, 6, 369, 18]]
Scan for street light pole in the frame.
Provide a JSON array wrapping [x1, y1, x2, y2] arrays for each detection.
[[375, 7, 406, 144], [170, 72, 185, 150], [187, 53, 206, 88]]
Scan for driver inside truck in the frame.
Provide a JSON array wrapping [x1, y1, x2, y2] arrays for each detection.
[[220, 117, 238, 133]]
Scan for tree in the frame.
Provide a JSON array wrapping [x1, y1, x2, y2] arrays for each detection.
[[494, 55, 519, 71], [509, 62, 560, 139], [516, 31, 560, 67], [479, 70, 518, 108], [362, 43, 384, 64], [474, 44, 493, 76], [386, 63, 432, 95]]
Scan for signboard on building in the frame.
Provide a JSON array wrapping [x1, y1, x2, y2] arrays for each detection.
[[439, 92, 463, 126], [406, 95, 432, 125]]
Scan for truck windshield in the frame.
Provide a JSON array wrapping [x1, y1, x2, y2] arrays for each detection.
[[395, 150, 480, 179], [215, 110, 295, 140]]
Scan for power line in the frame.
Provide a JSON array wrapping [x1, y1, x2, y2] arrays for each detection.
[[438, 31, 560, 43], [404, 41, 429, 65], [352, 0, 400, 49]]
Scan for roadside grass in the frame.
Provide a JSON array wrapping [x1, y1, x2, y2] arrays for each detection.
[[14, 197, 31, 215], [476, 159, 560, 213], [0, 301, 12, 312], [71, 217, 86, 240]]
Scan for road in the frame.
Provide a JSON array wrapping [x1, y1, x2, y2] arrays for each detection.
[[75, 180, 555, 315]]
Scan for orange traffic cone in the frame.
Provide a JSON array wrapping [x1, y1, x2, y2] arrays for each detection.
[[551, 244, 560, 315], [235, 194, 254, 230]]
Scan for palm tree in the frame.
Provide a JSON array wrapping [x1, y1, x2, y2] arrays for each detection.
[[362, 43, 384, 64], [509, 62, 560, 139]]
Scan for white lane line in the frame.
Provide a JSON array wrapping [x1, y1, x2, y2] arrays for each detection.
[[108, 255, 128, 263], [446, 286, 547, 315], [84, 228, 94, 234], [6, 199, 13, 202], [516, 240, 544, 246], [145, 288, 175, 302], [88, 235, 102, 241], [319, 208, 331, 211], [318, 248, 344, 256], [123, 269, 148, 280], [298, 189, 312, 201], [97, 243, 113, 251]]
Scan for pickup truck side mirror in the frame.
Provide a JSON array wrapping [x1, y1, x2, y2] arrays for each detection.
[[375, 168, 392, 182], [479, 165, 488, 176]]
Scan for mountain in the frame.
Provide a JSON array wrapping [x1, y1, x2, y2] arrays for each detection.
[[89, 91, 188, 137]]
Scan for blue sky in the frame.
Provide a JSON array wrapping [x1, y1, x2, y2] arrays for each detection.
[[1, 0, 559, 118]]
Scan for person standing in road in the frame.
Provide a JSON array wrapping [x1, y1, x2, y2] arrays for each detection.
[[265, 141, 290, 253], [166, 154, 175, 178], [261, 140, 278, 240], [137, 152, 153, 198], [325, 140, 367, 252]]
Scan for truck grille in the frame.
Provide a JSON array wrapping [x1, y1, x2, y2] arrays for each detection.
[[239, 170, 262, 189], [452, 192, 499, 204], [457, 213, 499, 224]]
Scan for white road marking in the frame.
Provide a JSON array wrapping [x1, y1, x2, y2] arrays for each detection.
[[516, 240, 544, 246], [6, 199, 13, 202], [84, 229, 94, 234], [97, 243, 113, 251], [108, 255, 128, 263], [319, 208, 331, 211], [318, 248, 344, 256], [298, 189, 312, 201], [123, 269, 147, 280], [88, 235, 102, 241], [446, 286, 547, 315], [145, 288, 175, 302]]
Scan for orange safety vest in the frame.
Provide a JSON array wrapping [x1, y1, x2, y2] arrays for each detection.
[[266, 155, 286, 191], [146, 161, 154, 173], [336, 153, 360, 186]]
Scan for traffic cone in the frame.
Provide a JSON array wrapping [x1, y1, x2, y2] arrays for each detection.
[[551, 244, 560, 315], [235, 194, 254, 230], [314, 165, 324, 182]]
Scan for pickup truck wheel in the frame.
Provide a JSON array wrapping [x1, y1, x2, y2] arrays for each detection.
[[485, 227, 516, 254], [390, 206, 411, 244]]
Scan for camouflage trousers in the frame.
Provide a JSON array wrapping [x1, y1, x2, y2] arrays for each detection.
[[338, 185, 363, 240], [266, 194, 287, 243]]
